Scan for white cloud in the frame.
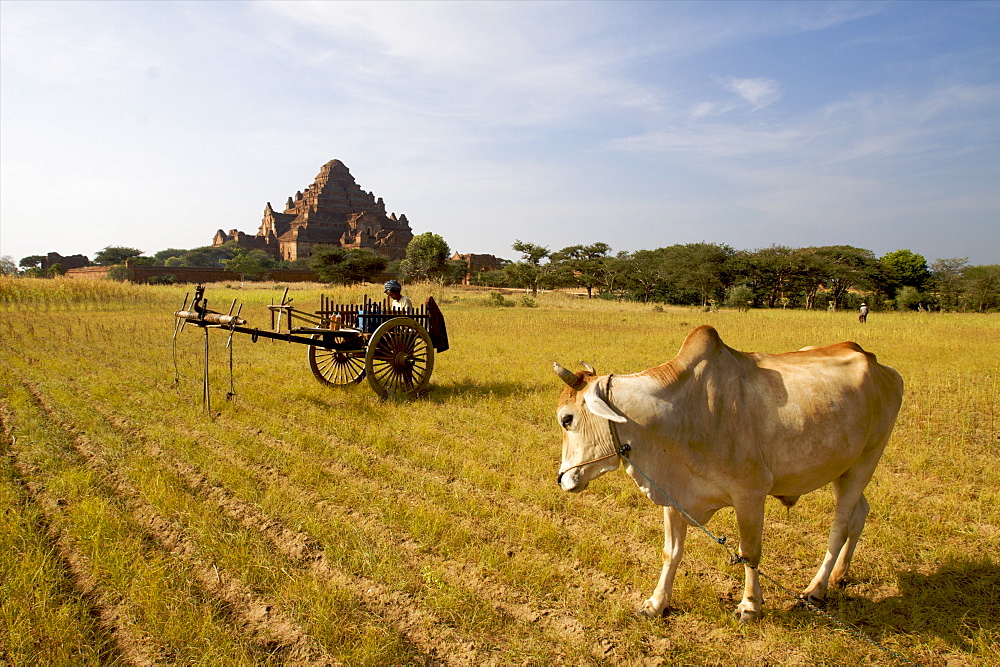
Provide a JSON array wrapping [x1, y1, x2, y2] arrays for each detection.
[[256, 1, 648, 129], [605, 124, 808, 158], [724, 76, 782, 110]]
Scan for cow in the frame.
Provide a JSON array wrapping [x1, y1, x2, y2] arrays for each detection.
[[554, 325, 903, 621]]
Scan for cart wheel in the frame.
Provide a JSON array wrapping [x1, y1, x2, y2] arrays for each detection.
[[364, 317, 435, 398], [308, 335, 366, 386]]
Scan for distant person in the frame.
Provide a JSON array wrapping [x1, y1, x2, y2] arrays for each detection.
[[858, 302, 869, 324], [384, 280, 413, 310]]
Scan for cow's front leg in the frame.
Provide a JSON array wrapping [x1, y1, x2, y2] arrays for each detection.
[[638, 506, 687, 617], [733, 501, 765, 622]]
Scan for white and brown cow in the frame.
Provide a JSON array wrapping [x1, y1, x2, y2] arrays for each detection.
[[555, 325, 903, 621]]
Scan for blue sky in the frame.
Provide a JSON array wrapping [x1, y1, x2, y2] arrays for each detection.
[[2, 1, 998, 265]]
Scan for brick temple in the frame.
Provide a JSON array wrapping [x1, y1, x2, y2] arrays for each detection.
[[214, 160, 414, 262]]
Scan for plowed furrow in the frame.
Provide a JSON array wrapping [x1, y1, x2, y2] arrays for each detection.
[[0, 404, 130, 664], [104, 404, 629, 657], [11, 375, 334, 665], [95, 408, 507, 665], [165, 427, 593, 651]]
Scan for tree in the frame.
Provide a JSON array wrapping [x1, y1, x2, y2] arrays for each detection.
[[809, 246, 877, 309], [47, 263, 66, 277], [310, 246, 387, 285], [1, 255, 17, 276], [961, 264, 1000, 313], [19, 255, 45, 269], [223, 248, 272, 285], [733, 245, 802, 308], [153, 248, 189, 265], [792, 249, 829, 309], [178, 245, 236, 267], [504, 240, 553, 295], [400, 232, 450, 282], [930, 257, 968, 312], [512, 239, 550, 265], [444, 258, 471, 286], [596, 251, 632, 299], [660, 242, 734, 306], [338, 248, 385, 285], [93, 246, 144, 266], [878, 249, 930, 300], [624, 249, 668, 302], [551, 242, 612, 298]]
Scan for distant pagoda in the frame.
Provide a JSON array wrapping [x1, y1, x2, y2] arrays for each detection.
[[214, 159, 414, 262]]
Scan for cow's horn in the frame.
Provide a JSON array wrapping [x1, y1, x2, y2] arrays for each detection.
[[554, 362, 583, 389], [580, 361, 596, 375]]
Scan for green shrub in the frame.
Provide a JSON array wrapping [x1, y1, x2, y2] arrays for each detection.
[[487, 292, 515, 307], [105, 265, 131, 282]]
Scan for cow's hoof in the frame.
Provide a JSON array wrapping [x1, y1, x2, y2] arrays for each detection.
[[797, 591, 826, 608], [635, 600, 669, 618], [734, 605, 763, 623]]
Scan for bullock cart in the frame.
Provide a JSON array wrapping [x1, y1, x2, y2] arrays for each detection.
[[173, 285, 448, 400]]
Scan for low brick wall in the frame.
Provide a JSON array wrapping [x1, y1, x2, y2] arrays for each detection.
[[129, 266, 322, 284], [65, 264, 394, 285], [64, 266, 112, 279]]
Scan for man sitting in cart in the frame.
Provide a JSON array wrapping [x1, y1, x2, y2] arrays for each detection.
[[384, 280, 413, 310]]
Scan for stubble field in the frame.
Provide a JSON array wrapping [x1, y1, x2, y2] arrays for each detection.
[[1, 277, 997, 665]]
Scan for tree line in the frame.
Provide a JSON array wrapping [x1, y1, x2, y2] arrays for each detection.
[[3, 232, 460, 287], [476, 241, 999, 313], [5, 237, 997, 312]]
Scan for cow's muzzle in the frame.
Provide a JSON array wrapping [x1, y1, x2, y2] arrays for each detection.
[[556, 468, 588, 492]]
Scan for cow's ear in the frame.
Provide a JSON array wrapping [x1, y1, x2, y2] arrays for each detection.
[[584, 381, 627, 423]]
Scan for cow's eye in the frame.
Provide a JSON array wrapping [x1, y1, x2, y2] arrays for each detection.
[[561, 414, 573, 429]]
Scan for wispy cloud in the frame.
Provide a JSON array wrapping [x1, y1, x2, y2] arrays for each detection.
[[724, 76, 782, 110], [1, 1, 997, 264]]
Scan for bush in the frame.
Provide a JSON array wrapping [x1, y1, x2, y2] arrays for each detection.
[[725, 284, 754, 311], [488, 292, 515, 307], [311, 246, 387, 285], [105, 265, 131, 282], [520, 296, 537, 308], [147, 274, 177, 285], [896, 286, 924, 311]]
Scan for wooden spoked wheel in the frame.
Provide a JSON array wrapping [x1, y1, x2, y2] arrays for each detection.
[[364, 318, 435, 398], [308, 335, 366, 386]]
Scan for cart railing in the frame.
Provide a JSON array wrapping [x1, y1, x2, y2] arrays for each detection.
[[266, 288, 447, 353], [316, 294, 431, 333], [268, 290, 429, 332]]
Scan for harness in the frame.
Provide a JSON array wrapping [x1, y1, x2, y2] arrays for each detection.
[[557, 374, 631, 482]]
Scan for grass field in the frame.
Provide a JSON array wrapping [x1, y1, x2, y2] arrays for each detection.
[[1, 277, 997, 665]]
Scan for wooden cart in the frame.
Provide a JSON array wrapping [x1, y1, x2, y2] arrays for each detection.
[[173, 285, 448, 399]]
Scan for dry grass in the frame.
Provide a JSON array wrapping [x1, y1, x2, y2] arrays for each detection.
[[1, 278, 997, 665]]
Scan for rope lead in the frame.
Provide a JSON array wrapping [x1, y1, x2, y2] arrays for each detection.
[[616, 447, 918, 665]]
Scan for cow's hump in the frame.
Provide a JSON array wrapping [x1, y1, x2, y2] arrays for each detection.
[[678, 325, 724, 361]]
